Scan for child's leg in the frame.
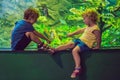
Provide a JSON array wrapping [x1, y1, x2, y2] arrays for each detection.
[[13, 32, 44, 51], [49, 41, 75, 54], [72, 46, 81, 69], [55, 41, 75, 52], [71, 46, 82, 78], [25, 32, 50, 51], [25, 32, 42, 44], [13, 34, 31, 51]]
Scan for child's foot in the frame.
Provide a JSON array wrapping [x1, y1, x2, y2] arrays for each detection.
[[38, 42, 44, 50], [38, 42, 49, 51], [48, 48, 56, 55], [70, 67, 82, 78], [38, 43, 55, 53]]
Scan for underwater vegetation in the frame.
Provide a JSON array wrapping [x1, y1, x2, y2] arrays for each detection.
[[0, 0, 120, 49]]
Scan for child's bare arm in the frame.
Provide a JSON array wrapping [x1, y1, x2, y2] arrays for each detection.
[[33, 31, 51, 43], [93, 30, 101, 49], [67, 28, 85, 37]]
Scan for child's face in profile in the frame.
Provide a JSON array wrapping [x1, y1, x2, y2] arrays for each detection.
[[83, 16, 91, 26], [29, 16, 38, 24]]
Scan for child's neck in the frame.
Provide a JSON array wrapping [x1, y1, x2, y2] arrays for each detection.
[[24, 19, 33, 24], [88, 22, 96, 27]]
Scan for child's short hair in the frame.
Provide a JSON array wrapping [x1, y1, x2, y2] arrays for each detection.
[[24, 8, 39, 20], [82, 9, 99, 23]]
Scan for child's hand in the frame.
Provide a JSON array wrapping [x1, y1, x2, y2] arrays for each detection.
[[47, 39, 51, 44]]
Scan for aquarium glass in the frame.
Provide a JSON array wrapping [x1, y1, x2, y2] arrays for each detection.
[[0, 0, 120, 49]]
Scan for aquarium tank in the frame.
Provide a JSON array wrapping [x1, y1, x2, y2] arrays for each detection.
[[0, 0, 120, 49]]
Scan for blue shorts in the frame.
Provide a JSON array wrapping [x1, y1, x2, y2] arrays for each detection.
[[73, 39, 91, 52]]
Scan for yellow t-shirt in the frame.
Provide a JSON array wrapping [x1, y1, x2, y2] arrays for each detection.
[[80, 25, 100, 48]]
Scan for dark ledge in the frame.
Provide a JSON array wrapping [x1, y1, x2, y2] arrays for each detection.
[[0, 48, 120, 54]]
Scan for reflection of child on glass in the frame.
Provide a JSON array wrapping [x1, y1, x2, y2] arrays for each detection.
[[51, 9, 101, 78], [11, 8, 51, 51]]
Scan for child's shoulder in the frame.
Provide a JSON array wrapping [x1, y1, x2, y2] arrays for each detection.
[[16, 20, 24, 23], [93, 25, 100, 30]]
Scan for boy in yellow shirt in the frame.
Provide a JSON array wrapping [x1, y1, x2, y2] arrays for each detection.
[[50, 9, 101, 78]]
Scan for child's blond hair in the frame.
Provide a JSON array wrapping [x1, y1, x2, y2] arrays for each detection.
[[82, 9, 99, 23]]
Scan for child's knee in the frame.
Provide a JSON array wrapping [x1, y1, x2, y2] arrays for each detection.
[[67, 43, 74, 48], [72, 47, 80, 54], [25, 32, 34, 38], [72, 49, 78, 54]]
